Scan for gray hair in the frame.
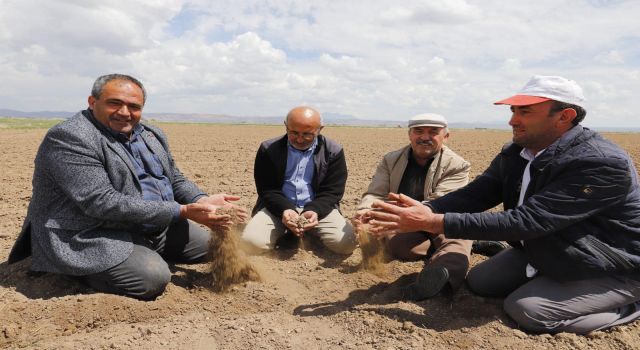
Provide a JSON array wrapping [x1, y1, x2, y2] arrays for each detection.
[[91, 74, 147, 104]]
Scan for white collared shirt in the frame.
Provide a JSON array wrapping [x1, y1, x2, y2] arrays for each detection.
[[518, 147, 546, 278]]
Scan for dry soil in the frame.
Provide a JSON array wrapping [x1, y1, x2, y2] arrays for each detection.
[[1, 123, 639, 350]]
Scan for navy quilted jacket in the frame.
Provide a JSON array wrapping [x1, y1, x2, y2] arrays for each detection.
[[430, 125, 640, 281]]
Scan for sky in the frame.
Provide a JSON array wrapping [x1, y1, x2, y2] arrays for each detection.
[[1, 0, 639, 127]]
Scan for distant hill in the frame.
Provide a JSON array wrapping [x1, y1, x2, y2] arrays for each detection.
[[0, 108, 74, 119], [1, 108, 638, 131], [0, 108, 407, 127], [141, 111, 408, 127]]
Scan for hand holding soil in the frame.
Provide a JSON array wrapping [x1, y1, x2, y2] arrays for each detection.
[[282, 210, 317, 236]]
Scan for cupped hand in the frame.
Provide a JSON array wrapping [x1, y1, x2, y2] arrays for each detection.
[[198, 194, 248, 224], [300, 210, 318, 232], [366, 193, 444, 237], [282, 209, 303, 236], [180, 202, 232, 230]]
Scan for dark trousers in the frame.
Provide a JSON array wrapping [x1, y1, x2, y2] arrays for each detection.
[[80, 219, 209, 300], [467, 248, 640, 334]]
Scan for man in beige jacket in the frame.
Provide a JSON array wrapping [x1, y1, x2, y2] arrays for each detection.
[[354, 113, 474, 300]]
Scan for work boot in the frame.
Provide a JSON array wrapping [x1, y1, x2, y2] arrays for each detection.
[[401, 265, 449, 301]]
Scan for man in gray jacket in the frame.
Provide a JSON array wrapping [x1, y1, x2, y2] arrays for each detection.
[[366, 75, 640, 333], [8, 74, 247, 300]]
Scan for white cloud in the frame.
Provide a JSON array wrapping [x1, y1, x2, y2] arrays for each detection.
[[0, 0, 639, 127]]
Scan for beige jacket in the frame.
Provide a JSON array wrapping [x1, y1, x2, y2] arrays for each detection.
[[357, 145, 470, 210]]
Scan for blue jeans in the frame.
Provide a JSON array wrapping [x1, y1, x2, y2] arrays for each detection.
[[80, 219, 209, 300]]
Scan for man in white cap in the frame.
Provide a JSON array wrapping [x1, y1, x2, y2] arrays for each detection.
[[365, 75, 640, 333], [354, 113, 475, 300]]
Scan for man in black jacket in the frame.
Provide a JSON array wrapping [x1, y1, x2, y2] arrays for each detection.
[[366, 75, 640, 334], [241, 106, 356, 254]]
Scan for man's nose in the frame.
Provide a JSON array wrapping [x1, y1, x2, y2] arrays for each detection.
[[116, 104, 131, 115], [508, 113, 518, 126]]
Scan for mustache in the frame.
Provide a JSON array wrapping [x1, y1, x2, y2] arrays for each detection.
[[416, 140, 434, 146]]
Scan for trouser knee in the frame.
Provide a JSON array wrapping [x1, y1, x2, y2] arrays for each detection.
[[503, 293, 551, 333], [239, 228, 273, 252], [323, 237, 357, 255], [83, 246, 172, 300], [135, 261, 172, 300], [113, 256, 171, 300], [386, 233, 428, 261], [466, 265, 495, 297]]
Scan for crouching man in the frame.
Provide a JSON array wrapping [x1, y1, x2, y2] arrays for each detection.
[[8, 74, 247, 300]]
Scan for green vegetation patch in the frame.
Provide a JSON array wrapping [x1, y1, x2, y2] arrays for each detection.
[[0, 117, 63, 129]]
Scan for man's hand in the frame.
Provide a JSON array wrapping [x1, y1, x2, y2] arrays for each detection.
[[180, 202, 232, 230], [281, 210, 319, 236], [366, 193, 445, 238], [300, 210, 319, 232], [197, 194, 248, 223], [282, 209, 303, 236], [351, 209, 370, 236], [352, 209, 370, 223]]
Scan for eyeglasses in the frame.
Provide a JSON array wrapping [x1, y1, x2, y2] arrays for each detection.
[[286, 127, 319, 141]]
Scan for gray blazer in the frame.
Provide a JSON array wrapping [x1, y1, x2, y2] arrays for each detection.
[[7, 111, 206, 275]]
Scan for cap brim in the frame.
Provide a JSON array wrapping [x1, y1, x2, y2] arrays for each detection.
[[409, 123, 447, 128], [494, 95, 551, 106]]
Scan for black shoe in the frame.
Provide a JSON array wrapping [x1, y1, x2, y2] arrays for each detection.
[[274, 232, 300, 250], [401, 265, 449, 301], [471, 240, 507, 257]]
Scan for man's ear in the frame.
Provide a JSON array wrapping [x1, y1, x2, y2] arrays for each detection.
[[559, 108, 578, 126], [443, 130, 450, 142], [88, 95, 96, 109]]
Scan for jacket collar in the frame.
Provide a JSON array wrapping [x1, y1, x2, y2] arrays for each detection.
[[532, 125, 588, 170]]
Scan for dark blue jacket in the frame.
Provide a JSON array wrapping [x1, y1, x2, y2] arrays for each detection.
[[252, 134, 347, 220], [430, 125, 640, 281]]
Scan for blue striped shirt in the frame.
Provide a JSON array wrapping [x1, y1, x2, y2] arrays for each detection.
[[282, 138, 317, 207]]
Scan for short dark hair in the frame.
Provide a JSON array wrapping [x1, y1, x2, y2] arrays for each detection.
[[91, 74, 147, 104], [549, 100, 586, 125]]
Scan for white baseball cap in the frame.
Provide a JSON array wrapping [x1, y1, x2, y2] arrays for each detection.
[[494, 75, 586, 108], [408, 113, 448, 128]]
